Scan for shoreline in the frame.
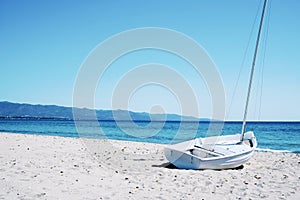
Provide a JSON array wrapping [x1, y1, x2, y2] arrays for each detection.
[[0, 132, 299, 199], [2, 131, 298, 154]]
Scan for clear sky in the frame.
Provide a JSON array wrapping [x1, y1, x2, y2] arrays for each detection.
[[0, 0, 299, 121]]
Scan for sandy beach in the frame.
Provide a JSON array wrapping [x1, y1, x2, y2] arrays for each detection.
[[0, 132, 299, 199]]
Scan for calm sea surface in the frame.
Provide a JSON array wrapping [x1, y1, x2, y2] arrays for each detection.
[[0, 119, 299, 153]]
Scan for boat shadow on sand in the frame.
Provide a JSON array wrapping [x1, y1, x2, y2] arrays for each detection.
[[152, 163, 244, 170]]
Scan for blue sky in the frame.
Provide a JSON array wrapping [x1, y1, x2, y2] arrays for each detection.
[[0, 0, 299, 121]]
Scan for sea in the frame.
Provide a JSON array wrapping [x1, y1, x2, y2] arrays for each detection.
[[0, 119, 299, 153]]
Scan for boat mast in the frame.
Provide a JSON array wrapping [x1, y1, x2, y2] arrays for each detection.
[[241, 0, 268, 140]]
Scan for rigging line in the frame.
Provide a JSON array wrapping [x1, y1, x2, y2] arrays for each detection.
[[254, 4, 270, 121], [258, 0, 272, 120], [253, 71, 259, 120], [225, 1, 263, 121], [253, 47, 264, 121], [256, 0, 272, 121], [254, 6, 269, 122]]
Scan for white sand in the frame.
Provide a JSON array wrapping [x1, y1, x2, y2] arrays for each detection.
[[0, 132, 299, 200]]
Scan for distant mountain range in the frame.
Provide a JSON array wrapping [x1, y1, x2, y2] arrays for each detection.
[[0, 101, 208, 121]]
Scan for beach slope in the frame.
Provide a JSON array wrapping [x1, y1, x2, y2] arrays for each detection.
[[0, 132, 299, 199]]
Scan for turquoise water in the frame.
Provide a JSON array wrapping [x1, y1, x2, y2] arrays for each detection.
[[0, 119, 299, 153]]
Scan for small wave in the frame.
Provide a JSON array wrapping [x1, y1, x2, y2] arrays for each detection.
[[256, 148, 292, 153]]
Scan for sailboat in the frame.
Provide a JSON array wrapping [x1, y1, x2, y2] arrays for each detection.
[[164, 0, 268, 170]]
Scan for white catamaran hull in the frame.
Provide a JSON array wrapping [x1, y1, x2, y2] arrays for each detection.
[[164, 131, 257, 170]]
